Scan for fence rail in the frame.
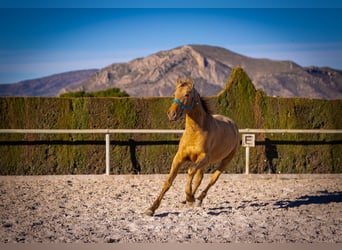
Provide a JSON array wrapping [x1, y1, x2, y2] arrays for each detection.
[[1, 128, 341, 175], [1, 128, 342, 134]]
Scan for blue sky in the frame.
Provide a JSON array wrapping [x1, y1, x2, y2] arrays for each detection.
[[0, 2, 342, 83]]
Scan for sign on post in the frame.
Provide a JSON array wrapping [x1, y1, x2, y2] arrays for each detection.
[[242, 134, 255, 174], [242, 134, 255, 147]]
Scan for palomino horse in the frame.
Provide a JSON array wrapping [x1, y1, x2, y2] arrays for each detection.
[[145, 77, 239, 216]]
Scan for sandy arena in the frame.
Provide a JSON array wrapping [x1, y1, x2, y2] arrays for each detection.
[[0, 174, 341, 243]]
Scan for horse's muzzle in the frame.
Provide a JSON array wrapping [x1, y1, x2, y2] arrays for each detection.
[[167, 109, 178, 121]]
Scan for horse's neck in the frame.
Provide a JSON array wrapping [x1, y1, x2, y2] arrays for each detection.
[[185, 105, 208, 132]]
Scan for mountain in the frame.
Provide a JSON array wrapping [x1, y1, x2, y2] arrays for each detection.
[[60, 45, 342, 99], [2, 45, 342, 99], [0, 69, 98, 97]]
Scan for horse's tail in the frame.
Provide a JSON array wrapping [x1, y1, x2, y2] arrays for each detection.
[[233, 122, 240, 151]]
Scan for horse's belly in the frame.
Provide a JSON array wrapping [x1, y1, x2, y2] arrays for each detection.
[[208, 145, 233, 163], [207, 128, 239, 162]]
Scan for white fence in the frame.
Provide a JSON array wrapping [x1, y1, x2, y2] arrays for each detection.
[[1, 129, 342, 175]]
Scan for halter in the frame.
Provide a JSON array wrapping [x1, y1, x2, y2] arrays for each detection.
[[172, 88, 199, 117]]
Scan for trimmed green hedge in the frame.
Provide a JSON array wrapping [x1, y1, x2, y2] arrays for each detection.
[[59, 87, 129, 97], [216, 67, 342, 173], [1, 67, 341, 174]]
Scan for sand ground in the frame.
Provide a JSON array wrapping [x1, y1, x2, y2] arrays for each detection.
[[0, 174, 341, 243]]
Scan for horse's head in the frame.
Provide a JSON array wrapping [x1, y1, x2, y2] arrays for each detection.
[[167, 77, 199, 121]]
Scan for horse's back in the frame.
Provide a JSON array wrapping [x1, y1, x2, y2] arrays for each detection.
[[213, 114, 239, 140], [213, 114, 237, 125], [209, 114, 240, 158], [212, 114, 239, 135]]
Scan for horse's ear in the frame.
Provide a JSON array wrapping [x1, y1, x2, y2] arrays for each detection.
[[188, 77, 194, 89], [176, 77, 182, 86]]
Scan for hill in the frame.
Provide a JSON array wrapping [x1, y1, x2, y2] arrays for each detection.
[[61, 45, 342, 99], [1, 45, 341, 99], [0, 69, 98, 97]]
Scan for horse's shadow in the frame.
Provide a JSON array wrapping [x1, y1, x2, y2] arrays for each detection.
[[154, 211, 180, 218], [274, 190, 342, 209], [205, 190, 342, 214], [207, 206, 233, 216], [153, 191, 342, 217], [155, 207, 233, 217]]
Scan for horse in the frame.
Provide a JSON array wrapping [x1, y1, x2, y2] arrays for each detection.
[[145, 77, 240, 216]]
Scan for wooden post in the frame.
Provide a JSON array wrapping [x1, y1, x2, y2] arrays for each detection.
[[242, 134, 255, 175], [105, 133, 110, 175], [245, 146, 250, 174]]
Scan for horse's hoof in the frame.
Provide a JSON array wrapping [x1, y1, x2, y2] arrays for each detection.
[[195, 199, 202, 207], [144, 209, 154, 216], [180, 200, 195, 206], [186, 201, 195, 206]]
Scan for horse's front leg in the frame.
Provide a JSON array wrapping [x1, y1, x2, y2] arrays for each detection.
[[145, 153, 184, 216], [184, 166, 196, 205], [183, 167, 204, 205], [184, 153, 208, 205], [192, 168, 204, 198]]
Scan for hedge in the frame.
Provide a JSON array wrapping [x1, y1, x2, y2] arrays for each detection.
[[0, 67, 341, 174]]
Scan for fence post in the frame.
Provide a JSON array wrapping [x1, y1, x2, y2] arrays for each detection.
[[105, 133, 110, 175], [242, 134, 255, 175], [245, 146, 250, 174]]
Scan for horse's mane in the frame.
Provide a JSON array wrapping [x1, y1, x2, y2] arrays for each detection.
[[199, 96, 216, 115]]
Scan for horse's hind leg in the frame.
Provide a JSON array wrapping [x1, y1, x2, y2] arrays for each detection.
[[195, 168, 223, 207], [195, 151, 235, 206]]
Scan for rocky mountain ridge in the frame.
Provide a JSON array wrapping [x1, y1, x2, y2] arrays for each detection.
[[1, 45, 341, 99], [60, 45, 342, 99], [0, 69, 97, 97]]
